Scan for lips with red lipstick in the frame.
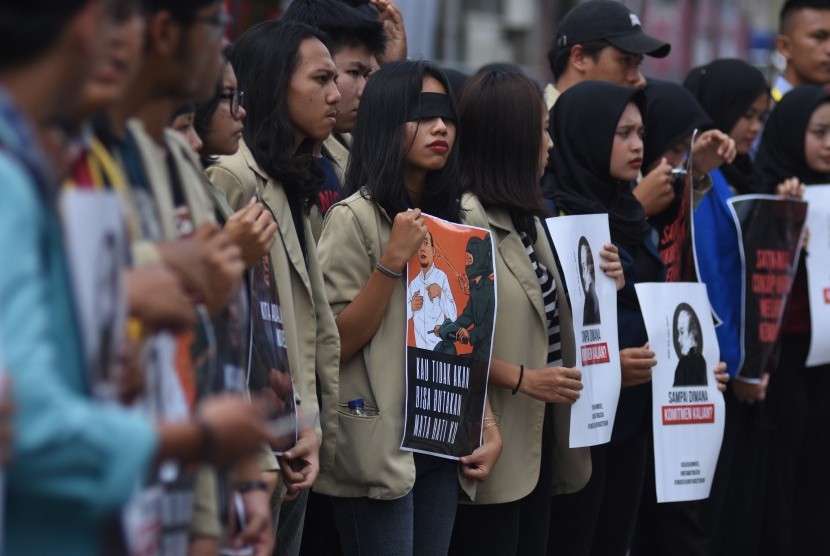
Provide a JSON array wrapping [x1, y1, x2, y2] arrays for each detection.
[[427, 140, 449, 154], [629, 157, 643, 169]]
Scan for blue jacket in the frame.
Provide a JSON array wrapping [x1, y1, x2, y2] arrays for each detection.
[[0, 90, 157, 555]]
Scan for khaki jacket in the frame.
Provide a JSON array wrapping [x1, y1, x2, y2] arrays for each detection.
[[206, 142, 340, 465], [461, 193, 591, 504], [314, 192, 475, 500]]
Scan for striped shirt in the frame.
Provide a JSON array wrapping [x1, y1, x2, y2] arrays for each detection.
[[520, 231, 562, 366]]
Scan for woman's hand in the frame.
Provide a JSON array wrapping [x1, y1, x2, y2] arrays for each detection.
[[620, 344, 656, 387], [692, 129, 736, 175], [520, 366, 583, 404], [776, 177, 805, 199], [599, 243, 625, 291], [713, 362, 729, 392], [380, 208, 427, 273], [633, 157, 674, 217], [460, 420, 503, 483], [731, 373, 769, 405]]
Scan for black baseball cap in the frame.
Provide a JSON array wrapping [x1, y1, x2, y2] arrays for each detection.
[[555, 0, 671, 58]]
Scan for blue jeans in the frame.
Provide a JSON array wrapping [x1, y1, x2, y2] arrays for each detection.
[[331, 454, 459, 556]]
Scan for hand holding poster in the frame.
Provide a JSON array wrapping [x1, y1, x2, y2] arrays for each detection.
[[728, 195, 807, 381], [635, 282, 725, 503], [402, 214, 495, 459], [804, 186, 830, 367], [545, 214, 621, 447]]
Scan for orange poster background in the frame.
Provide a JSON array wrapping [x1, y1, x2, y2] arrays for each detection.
[[406, 215, 490, 356]]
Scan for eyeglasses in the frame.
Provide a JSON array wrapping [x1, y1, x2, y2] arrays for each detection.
[[220, 90, 245, 119]]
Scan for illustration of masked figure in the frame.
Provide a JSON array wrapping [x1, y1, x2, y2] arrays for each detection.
[[434, 236, 495, 361], [672, 303, 708, 387]]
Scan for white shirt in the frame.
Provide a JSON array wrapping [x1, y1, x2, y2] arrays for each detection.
[[407, 264, 458, 350]]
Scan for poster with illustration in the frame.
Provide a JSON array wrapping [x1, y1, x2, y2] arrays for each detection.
[[249, 253, 297, 455], [728, 195, 807, 381], [61, 190, 127, 402], [545, 214, 621, 447], [804, 186, 830, 367], [402, 214, 496, 459], [636, 282, 725, 503]]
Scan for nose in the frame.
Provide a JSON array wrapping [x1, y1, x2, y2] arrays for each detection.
[[632, 70, 646, 89], [235, 104, 247, 122], [328, 81, 342, 105], [432, 117, 448, 135], [632, 134, 643, 153], [544, 130, 553, 152]]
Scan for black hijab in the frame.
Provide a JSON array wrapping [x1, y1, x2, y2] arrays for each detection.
[[684, 59, 769, 194], [549, 80, 650, 253], [756, 85, 830, 192], [642, 79, 714, 172]]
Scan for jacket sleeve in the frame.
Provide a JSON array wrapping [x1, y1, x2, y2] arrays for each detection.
[[0, 160, 157, 515]]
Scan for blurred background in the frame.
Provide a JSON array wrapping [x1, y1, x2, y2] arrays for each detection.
[[225, 0, 787, 82]]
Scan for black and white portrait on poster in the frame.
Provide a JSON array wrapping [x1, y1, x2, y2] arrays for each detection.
[[61, 190, 127, 402], [636, 282, 725, 503], [545, 214, 621, 448]]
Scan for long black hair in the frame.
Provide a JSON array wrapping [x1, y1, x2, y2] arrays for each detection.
[[345, 60, 462, 222], [231, 20, 328, 210], [457, 70, 549, 239]]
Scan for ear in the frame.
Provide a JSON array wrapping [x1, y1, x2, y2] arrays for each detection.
[[776, 33, 792, 61], [147, 10, 183, 58], [569, 44, 595, 75]]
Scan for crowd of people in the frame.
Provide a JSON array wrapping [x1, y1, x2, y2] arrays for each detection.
[[0, 0, 827, 555]]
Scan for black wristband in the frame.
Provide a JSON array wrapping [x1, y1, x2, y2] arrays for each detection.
[[512, 364, 524, 396], [235, 480, 268, 493]]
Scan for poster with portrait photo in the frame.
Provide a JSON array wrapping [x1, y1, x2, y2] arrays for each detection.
[[635, 282, 725, 503], [248, 254, 297, 455], [61, 190, 128, 402], [545, 214, 621, 447], [728, 195, 807, 381], [402, 214, 496, 459], [804, 186, 830, 367]]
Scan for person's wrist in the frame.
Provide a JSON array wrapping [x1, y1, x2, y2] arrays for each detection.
[[379, 252, 406, 274]]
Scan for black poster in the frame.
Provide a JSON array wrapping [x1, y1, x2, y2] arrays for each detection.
[[728, 196, 807, 380], [248, 254, 297, 454]]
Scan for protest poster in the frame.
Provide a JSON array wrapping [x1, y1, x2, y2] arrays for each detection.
[[545, 214, 621, 447], [0, 332, 5, 555], [654, 130, 699, 283], [804, 186, 830, 367], [636, 282, 724, 503], [728, 195, 807, 381], [248, 253, 297, 455], [401, 214, 495, 459], [60, 190, 128, 402]]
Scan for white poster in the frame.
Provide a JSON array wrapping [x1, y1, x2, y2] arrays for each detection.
[[545, 214, 621, 447], [61, 190, 128, 402], [805, 186, 830, 367], [635, 282, 725, 503]]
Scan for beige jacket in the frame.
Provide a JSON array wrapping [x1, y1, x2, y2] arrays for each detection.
[[460, 193, 591, 504], [314, 192, 475, 500], [207, 142, 340, 465]]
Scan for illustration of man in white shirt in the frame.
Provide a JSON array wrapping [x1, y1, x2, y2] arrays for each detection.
[[408, 230, 457, 350]]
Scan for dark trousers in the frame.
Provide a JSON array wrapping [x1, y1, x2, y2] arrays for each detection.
[[450, 407, 553, 556], [631, 432, 708, 556], [299, 491, 342, 556], [702, 387, 769, 556], [547, 428, 648, 556], [761, 333, 830, 556]]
